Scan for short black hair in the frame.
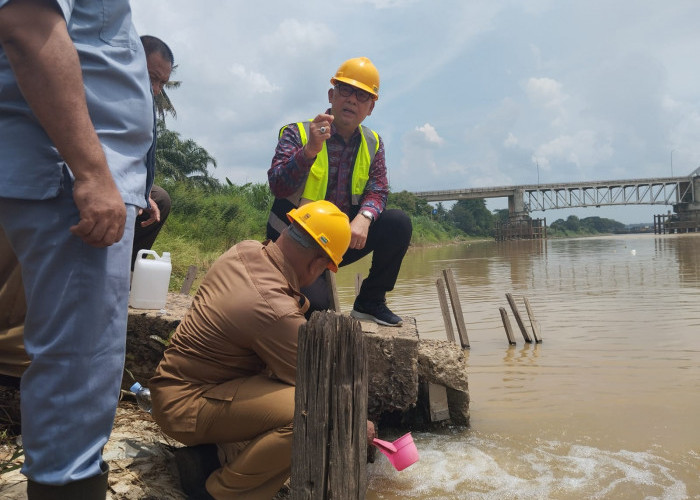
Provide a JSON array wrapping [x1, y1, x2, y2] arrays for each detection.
[[140, 35, 174, 66]]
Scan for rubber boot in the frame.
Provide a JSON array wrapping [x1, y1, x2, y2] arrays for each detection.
[[27, 463, 109, 500], [174, 444, 219, 500]]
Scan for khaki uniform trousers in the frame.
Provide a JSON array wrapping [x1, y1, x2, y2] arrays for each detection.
[[168, 374, 295, 500], [0, 225, 30, 378]]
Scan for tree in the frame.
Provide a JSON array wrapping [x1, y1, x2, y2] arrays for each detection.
[[494, 208, 510, 222], [563, 215, 581, 232], [155, 120, 218, 188], [155, 65, 181, 120], [387, 190, 432, 217], [448, 199, 494, 236]]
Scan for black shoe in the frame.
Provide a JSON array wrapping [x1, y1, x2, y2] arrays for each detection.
[[173, 444, 219, 500], [27, 462, 108, 499], [351, 299, 402, 327]]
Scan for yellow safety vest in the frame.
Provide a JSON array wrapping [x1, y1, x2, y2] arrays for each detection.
[[280, 121, 380, 205]]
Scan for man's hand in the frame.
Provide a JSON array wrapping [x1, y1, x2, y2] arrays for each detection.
[[303, 113, 334, 160], [0, 0, 128, 248], [349, 213, 371, 250], [70, 176, 126, 247], [138, 195, 161, 228]]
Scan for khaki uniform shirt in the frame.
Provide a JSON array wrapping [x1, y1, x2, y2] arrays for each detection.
[[150, 240, 307, 434]]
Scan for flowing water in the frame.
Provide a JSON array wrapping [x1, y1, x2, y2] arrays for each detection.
[[334, 233, 700, 499]]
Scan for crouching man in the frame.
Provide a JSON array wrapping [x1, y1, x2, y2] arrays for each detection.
[[150, 201, 358, 499]]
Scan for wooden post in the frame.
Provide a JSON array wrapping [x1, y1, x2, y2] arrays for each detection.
[[291, 311, 368, 500], [499, 307, 517, 345], [354, 273, 363, 297], [523, 297, 542, 343], [325, 269, 341, 313], [442, 269, 470, 348], [427, 383, 450, 422], [179, 265, 198, 295], [505, 292, 532, 343], [435, 277, 456, 343]]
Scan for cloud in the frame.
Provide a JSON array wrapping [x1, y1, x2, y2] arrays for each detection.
[[503, 132, 518, 148], [227, 64, 279, 94], [535, 131, 613, 172], [415, 123, 444, 146], [525, 77, 568, 110]]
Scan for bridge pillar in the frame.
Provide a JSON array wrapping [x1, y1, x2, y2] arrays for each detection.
[[666, 177, 700, 233], [499, 188, 546, 240], [508, 188, 527, 217], [691, 176, 700, 211]]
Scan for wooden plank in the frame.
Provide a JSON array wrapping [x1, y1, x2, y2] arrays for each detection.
[[499, 307, 517, 345], [179, 265, 198, 295], [436, 277, 456, 343], [325, 269, 341, 313], [428, 383, 450, 422], [523, 297, 542, 343], [291, 312, 367, 499], [506, 293, 532, 343], [442, 269, 470, 348]]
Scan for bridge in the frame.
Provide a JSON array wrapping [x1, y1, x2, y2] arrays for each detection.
[[413, 170, 700, 217]]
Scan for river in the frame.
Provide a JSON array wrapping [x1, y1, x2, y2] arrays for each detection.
[[334, 233, 700, 499]]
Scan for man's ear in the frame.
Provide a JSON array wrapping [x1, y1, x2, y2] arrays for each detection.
[[328, 87, 334, 103], [310, 254, 330, 280], [367, 100, 375, 116]]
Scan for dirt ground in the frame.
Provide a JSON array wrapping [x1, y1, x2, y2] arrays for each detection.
[[0, 391, 294, 499], [0, 400, 189, 500]]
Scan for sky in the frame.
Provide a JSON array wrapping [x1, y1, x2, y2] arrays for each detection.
[[131, 0, 700, 224]]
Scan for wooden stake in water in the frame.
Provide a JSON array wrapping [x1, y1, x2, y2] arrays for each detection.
[[523, 297, 542, 343], [442, 269, 470, 349], [436, 277, 456, 343], [354, 273, 363, 297], [506, 292, 532, 343], [325, 269, 341, 313], [499, 307, 517, 345]]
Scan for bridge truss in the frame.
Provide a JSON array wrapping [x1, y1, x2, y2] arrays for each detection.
[[523, 178, 696, 212], [414, 175, 698, 213]]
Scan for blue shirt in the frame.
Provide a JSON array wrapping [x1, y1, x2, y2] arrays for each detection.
[[0, 0, 153, 207]]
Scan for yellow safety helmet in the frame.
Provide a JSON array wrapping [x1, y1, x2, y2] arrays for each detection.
[[330, 57, 380, 100], [287, 200, 351, 272]]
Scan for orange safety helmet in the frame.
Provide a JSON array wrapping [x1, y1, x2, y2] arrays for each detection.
[[330, 57, 380, 100], [287, 200, 351, 272]]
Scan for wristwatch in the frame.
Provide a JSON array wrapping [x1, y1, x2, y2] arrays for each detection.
[[360, 210, 374, 223]]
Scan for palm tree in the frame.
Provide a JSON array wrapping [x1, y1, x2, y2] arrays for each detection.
[[155, 65, 181, 120], [155, 120, 218, 188]]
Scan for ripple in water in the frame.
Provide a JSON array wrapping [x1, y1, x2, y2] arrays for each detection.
[[367, 431, 693, 499]]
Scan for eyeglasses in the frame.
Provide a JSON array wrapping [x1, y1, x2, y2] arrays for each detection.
[[335, 83, 373, 103]]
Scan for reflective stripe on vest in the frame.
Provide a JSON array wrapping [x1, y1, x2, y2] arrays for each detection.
[[279, 121, 379, 206]]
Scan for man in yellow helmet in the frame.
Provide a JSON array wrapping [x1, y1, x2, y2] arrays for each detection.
[[267, 57, 412, 327], [149, 201, 360, 499]]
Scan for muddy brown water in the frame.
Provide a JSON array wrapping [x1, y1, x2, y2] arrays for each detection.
[[335, 234, 700, 499]]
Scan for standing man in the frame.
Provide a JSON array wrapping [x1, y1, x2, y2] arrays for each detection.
[[267, 57, 412, 327], [0, 34, 174, 380], [150, 201, 354, 500], [0, 1, 153, 498], [132, 34, 174, 270]]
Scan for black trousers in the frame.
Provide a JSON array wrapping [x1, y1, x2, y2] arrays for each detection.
[[131, 184, 172, 270], [301, 208, 412, 313]]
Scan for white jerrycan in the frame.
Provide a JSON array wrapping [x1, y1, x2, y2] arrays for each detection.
[[129, 250, 172, 309]]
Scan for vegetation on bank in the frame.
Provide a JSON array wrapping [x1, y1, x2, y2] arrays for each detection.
[[547, 215, 626, 237]]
